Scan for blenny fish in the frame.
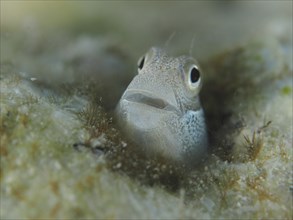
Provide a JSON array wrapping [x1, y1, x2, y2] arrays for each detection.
[[116, 47, 208, 167]]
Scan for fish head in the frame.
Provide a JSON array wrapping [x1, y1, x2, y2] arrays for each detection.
[[116, 47, 206, 165]]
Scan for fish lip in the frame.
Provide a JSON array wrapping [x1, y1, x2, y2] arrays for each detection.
[[122, 89, 178, 112]]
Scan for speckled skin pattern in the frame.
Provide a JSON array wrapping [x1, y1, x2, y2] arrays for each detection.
[[116, 47, 208, 167]]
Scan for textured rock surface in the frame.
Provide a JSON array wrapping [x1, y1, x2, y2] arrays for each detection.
[[1, 1, 292, 219]]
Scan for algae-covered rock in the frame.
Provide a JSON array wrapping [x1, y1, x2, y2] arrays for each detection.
[[202, 38, 292, 162], [1, 1, 292, 219]]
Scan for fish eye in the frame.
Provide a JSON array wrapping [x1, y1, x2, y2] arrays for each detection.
[[137, 47, 157, 72], [187, 65, 201, 90], [190, 67, 200, 83], [137, 56, 145, 70]]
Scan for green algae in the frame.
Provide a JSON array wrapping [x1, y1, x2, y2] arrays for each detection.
[[281, 86, 292, 96]]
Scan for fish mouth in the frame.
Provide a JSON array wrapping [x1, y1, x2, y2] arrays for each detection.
[[122, 90, 178, 112]]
